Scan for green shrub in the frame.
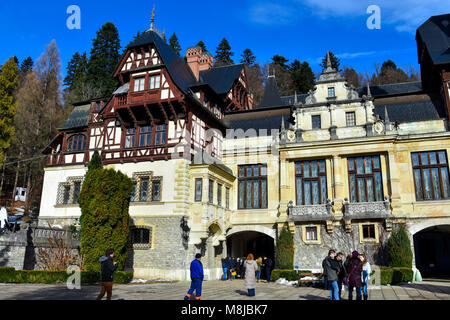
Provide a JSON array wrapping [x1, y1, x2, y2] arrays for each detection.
[[378, 267, 413, 285], [79, 165, 133, 272], [276, 226, 294, 269], [388, 224, 413, 268], [271, 270, 313, 281]]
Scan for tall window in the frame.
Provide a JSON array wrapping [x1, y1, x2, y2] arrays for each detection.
[[149, 75, 161, 90], [208, 180, 214, 204], [134, 77, 145, 92], [125, 128, 136, 148], [217, 184, 222, 206], [238, 164, 268, 209], [346, 112, 356, 127], [67, 135, 86, 152], [312, 115, 321, 129], [412, 151, 450, 201], [348, 155, 384, 203], [63, 185, 71, 204], [226, 187, 230, 209], [195, 179, 203, 202], [130, 182, 137, 202], [151, 180, 161, 201], [296, 160, 327, 205], [140, 178, 150, 202], [139, 126, 152, 147], [73, 182, 81, 204], [155, 125, 167, 145], [328, 87, 335, 97]]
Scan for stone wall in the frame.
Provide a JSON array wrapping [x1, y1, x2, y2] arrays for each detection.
[[0, 229, 28, 269]]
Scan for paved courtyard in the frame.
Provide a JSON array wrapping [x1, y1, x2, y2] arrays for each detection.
[[0, 279, 450, 300]]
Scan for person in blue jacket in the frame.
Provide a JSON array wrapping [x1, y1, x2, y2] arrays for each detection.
[[184, 253, 204, 300]]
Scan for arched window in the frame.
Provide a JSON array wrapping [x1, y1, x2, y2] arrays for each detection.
[[67, 135, 86, 152]]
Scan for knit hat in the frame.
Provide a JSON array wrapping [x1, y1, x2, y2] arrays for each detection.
[[195, 253, 202, 259], [352, 250, 359, 258]]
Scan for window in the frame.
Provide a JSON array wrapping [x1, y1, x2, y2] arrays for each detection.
[[139, 126, 152, 147], [131, 182, 137, 202], [155, 125, 167, 145], [149, 75, 161, 90], [362, 224, 376, 239], [346, 112, 356, 127], [208, 180, 214, 204], [63, 185, 71, 204], [348, 155, 384, 203], [226, 187, 230, 209], [140, 178, 150, 202], [131, 228, 150, 244], [311, 115, 321, 130], [134, 77, 145, 92], [296, 160, 327, 205], [151, 180, 161, 201], [67, 135, 86, 152], [73, 182, 81, 204], [305, 226, 318, 241], [328, 87, 335, 97], [195, 179, 203, 202], [412, 151, 450, 201], [125, 128, 136, 148], [238, 164, 268, 209], [218, 184, 222, 206]]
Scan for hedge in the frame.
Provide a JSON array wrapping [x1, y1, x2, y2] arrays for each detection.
[[271, 270, 314, 282], [0, 267, 132, 284], [377, 267, 413, 285]]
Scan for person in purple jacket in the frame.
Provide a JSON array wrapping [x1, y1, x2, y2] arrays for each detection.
[[184, 253, 204, 300]]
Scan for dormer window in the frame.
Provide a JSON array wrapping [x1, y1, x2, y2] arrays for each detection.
[[312, 115, 322, 130], [67, 134, 86, 152], [134, 77, 145, 92], [328, 87, 335, 98], [149, 75, 161, 90]]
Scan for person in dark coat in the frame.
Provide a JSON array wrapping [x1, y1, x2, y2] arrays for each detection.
[[97, 248, 118, 300], [323, 250, 340, 300], [263, 257, 273, 282], [185, 254, 204, 300], [336, 252, 347, 300], [346, 250, 363, 300]]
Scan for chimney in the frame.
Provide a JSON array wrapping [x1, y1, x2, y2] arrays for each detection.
[[186, 46, 213, 81]]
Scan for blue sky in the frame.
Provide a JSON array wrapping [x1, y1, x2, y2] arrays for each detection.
[[0, 0, 449, 80]]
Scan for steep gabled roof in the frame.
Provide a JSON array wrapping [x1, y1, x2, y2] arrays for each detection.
[[199, 64, 244, 95], [127, 30, 197, 94], [417, 14, 450, 65], [257, 76, 285, 108], [60, 104, 91, 130]]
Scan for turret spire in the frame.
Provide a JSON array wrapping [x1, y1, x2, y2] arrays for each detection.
[[367, 82, 372, 97], [384, 106, 390, 123], [150, 6, 155, 31]]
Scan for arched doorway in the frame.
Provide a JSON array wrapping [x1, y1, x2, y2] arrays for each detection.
[[413, 224, 450, 278], [226, 231, 275, 260]]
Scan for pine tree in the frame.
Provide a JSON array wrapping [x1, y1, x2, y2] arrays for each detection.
[[20, 57, 33, 74], [320, 51, 341, 71], [240, 48, 256, 66], [197, 40, 207, 52], [276, 226, 294, 269], [169, 33, 182, 56], [271, 55, 289, 70], [88, 150, 103, 171], [0, 57, 19, 167], [388, 224, 413, 268], [290, 60, 315, 94], [64, 52, 89, 102], [86, 22, 121, 98], [214, 38, 234, 67]]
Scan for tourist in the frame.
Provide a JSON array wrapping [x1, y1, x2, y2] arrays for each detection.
[[344, 254, 353, 294], [323, 249, 340, 300], [235, 258, 241, 278], [263, 256, 273, 282], [256, 257, 263, 283], [322, 253, 329, 290], [336, 252, 346, 300], [346, 250, 363, 300], [221, 257, 228, 281], [227, 257, 235, 281], [97, 248, 118, 300], [244, 254, 258, 296], [184, 253, 204, 300], [360, 253, 371, 300], [240, 256, 247, 279]]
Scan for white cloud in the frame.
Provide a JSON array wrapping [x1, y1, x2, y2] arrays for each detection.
[[247, 0, 450, 32]]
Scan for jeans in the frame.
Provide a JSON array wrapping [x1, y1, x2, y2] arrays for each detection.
[[248, 288, 255, 296], [329, 281, 340, 300], [323, 276, 328, 289], [362, 282, 368, 296], [266, 268, 271, 282], [256, 270, 261, 281], [222, 267, 228, 280], [348, 286, 362, 300], [337, 280, 344, 299], [186, 278, 203, 300]]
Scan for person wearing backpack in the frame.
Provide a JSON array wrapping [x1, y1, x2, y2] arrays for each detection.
[[345, 250, 363, 300], [97, 249, 118, 300]]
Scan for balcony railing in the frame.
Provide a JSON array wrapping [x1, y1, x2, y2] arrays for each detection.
[[288, 199, 334, 221], [343, 196, 392, 219]]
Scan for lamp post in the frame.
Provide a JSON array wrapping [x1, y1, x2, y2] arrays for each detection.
[[180, 216, 190, 244]]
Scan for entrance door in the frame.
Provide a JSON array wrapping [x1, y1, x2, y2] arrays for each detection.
[[226, 231, 275, 260]]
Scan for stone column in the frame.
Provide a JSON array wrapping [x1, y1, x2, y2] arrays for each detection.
[[387, 150, 402, 213], [332, 155, 345, 215]]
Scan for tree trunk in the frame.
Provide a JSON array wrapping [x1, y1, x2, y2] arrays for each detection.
[[0, 153, 6, 200], [24, 163, 32, 216], [11, 155, 21, 205]]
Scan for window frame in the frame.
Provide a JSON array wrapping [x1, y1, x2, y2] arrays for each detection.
[[208, 179, 214, 204], [149, 74, 161, 90], [217, 184, 222, 207], [295, 159, 327, 205], [154, 124, 167, 145], [237, 164, 268, 210], [125, 128, 136, 149], [151, 179, 162, 202], [311, 115, 321, 130], [139, 126, 152, 147], [347, 155, 384, 203], [346, 111, 356, 127], [328, 87, 335, 98], [359, 223, 378, 243], [134, 77, 146, 92], [411, 150, 450, 201], [195, 178, 203, 202], [67, 134, 87, 152], [130, 226, 153, 250], [302, 225, 321, 244]]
